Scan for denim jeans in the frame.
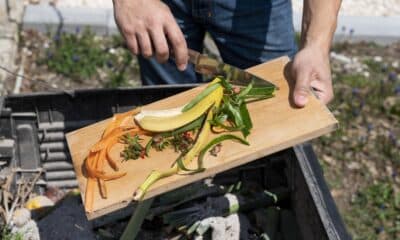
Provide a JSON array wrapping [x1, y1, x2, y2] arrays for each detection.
[[139, 0, 297, 85]]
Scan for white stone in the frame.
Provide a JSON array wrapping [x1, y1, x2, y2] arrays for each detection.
[[373, 56, 383, 62], [330, 52, 352, 64]]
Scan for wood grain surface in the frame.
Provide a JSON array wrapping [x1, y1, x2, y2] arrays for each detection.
[[66, 56, 338, 219]]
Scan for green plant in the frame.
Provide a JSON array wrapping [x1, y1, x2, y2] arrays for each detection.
[[120, 134, 146, 160], [312, 44, 400, 240], [1, 227, 24, 240], [40, 29, 110, 80], [346, 181, 400, 240], [363, 59, 382, 73], [37, 29, 139, 87]]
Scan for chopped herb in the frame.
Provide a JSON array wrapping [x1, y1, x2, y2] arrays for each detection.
[[120, 134, 146, 161], [151, 135, 170, 151], [169, 131, 195, 154]]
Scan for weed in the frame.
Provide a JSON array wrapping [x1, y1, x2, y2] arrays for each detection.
[[39, 29, 108, 80], [346, 181, 400, 239], [36, 29, 139, 87], [1, 227, 24, 240], [314, 43, 400, 240]]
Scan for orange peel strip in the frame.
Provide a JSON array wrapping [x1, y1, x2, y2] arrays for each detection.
[[85, 177, 96, 212], [103, 107, 141, 137], [85, 153, 105, 177], [90, 126, 138, 153], [96, 149, 108, 199]]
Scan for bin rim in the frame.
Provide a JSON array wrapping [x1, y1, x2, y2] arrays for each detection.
[[3, 84, 201, 99]]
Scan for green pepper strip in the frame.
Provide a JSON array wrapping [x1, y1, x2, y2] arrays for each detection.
[[236, 81, 253, 99], [160, 115, 206, 137], [239, 103, 252, 137], [247, 86, 275, 96], [196, 134, 249, 170], [182, 82, 221, 112], [175, 108, 213, 173]]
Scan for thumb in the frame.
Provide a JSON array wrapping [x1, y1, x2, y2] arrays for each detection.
[[293, 67, 312, 107]]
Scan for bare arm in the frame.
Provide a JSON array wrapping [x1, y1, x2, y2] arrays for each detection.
[[113, 0, 188, 71], [291, 0, 341, 107]]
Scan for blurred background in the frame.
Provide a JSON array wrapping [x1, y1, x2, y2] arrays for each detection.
[[0, 0, 399, 239]]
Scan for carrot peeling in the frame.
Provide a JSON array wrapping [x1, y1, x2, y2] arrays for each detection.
[[84, 107, 143, 212], [85, 177, 96, 212]]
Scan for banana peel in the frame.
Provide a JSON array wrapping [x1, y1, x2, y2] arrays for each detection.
[[134, 79, 222, 132]]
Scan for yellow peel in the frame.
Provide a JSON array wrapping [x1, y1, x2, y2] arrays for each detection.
[[135, 82, 222, 132]]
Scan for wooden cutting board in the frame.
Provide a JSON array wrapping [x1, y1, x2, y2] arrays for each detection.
[[66, 56, 338, 219]]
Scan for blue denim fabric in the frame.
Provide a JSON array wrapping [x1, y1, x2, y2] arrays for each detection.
[[139, 0, 297, 85]]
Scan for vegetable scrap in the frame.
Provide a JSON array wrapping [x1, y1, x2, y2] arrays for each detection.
[[83, 76, 276, 212]]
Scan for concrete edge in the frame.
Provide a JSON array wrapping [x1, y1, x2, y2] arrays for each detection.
[[22, 4, 400, 45], [293, 12, 400, 45]]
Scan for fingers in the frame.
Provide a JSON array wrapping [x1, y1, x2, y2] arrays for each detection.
[[136, 32, 153, 58], [292, 64, 334, 107], [125, 35, 138, 55], [292, 66, 312, 107], [291, 47, 334, 107], [150, 27, 169, 63], [165, 23, 188, 71], [113, 0, 187, 70], [310, 79, 334, 104]]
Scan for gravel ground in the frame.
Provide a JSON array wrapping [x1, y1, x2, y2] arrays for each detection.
[[50, 0, 400, 17]]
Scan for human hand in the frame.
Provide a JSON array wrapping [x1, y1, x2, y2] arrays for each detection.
[[113, 0, 188, 70], [290, 46, 333, 107]]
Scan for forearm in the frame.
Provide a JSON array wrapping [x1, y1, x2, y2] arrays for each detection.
[[301, 0, 341, 54]]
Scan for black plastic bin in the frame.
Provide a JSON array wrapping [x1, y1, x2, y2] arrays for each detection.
[[0, 85, 350, 240]]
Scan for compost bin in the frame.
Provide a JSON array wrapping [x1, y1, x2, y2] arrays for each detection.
[[0, 85, 350, 239]]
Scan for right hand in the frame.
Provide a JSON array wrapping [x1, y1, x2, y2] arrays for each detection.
[[113, 0, 188, 71]]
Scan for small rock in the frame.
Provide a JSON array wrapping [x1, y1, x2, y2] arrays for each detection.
[[330, 52, 352, 64], [348, 161, 361, 170], [330, 189, 343, 198], [22, 47, 32, 57], [12, 208, 31, 227], [11, 208, 40, 240], [108, 48, 116, 54], [322, 155, 336, 166], [362, 71, 370, 78], [386, 165, 394, 178], [373, 56, 383, 62], [363, 160, 378, 177], [379, 119, 392, 129]]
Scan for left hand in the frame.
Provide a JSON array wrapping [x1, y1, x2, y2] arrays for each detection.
[[290, 45, 333, 107]]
